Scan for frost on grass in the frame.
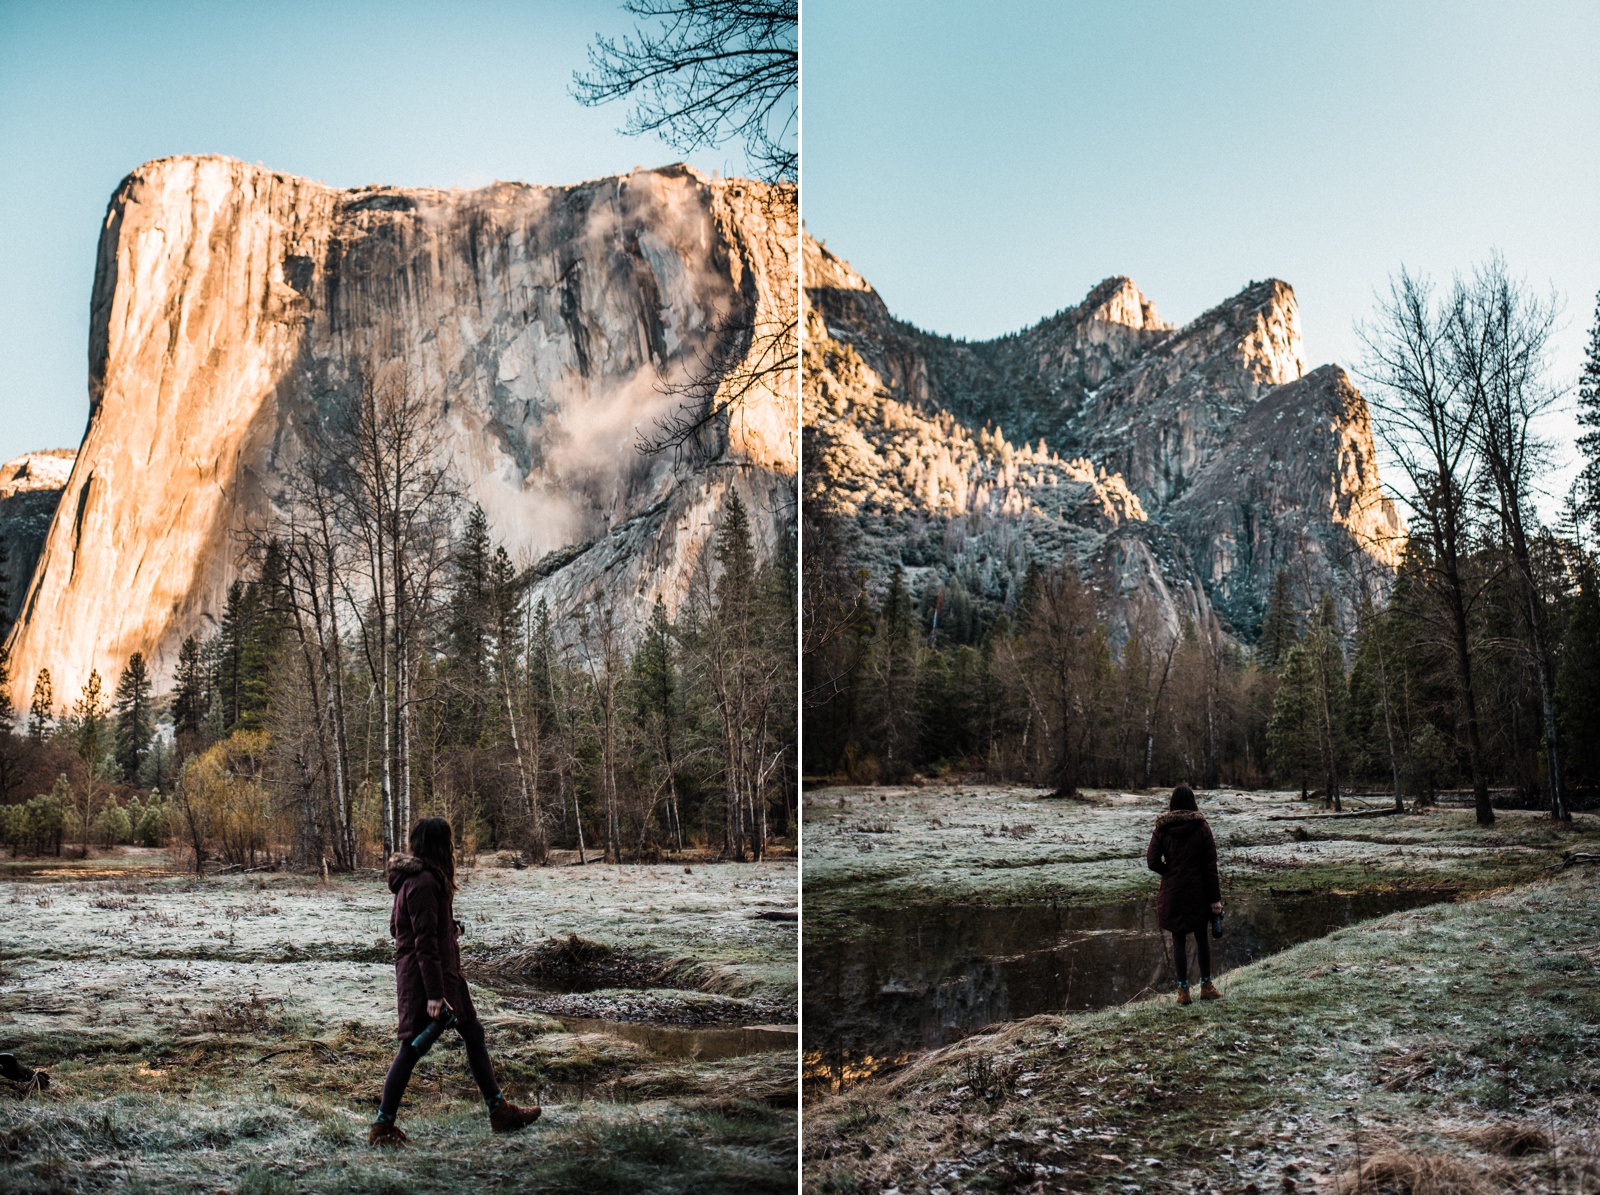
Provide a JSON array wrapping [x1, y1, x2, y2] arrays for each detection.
[[804, 868, 1600, 1194], [0, 859, 798, 1194], [803, 783, 1597, 924]]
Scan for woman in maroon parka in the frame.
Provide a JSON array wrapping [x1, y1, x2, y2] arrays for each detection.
[[1145, 785, 1224, 1005], [369, 818, 540, 1146]]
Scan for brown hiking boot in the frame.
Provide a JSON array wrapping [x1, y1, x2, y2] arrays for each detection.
[[1176, 985, 1192, 1006], [490, 1100, 542, 1133], [368, 1120, 410, 1148], [1200, 981, 1223, 1001]]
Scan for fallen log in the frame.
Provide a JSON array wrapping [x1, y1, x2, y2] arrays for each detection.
[[1561, 852, 1600, 868], [1266, 807, 1404, 822]]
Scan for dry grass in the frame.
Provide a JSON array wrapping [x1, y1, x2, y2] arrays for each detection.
[[1334, 1148, 1490, 1195], [1460, 1120, 1553, 1157]]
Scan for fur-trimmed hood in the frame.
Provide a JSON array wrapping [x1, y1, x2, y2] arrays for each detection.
[[387, 853, 438, 894], [1154, 808, 1208, 833]]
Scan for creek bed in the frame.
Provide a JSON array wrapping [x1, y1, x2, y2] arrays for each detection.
[[802, 885, 1456, 1094]]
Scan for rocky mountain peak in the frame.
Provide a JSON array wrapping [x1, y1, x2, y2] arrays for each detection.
[[1078, 275, 1168, 332], [805, 244, 1396, 646]]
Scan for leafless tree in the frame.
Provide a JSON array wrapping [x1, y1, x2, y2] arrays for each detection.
[[1446, 257, 1569, 821], [573, 0, 797, 183], [335, 364, 457, 856], [575, 0, 797, 462], [1359, 270, 1496, 825]]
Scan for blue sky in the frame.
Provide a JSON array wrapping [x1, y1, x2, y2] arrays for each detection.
[[0, 0, 740, 463], [802, 0, 1600, 511]]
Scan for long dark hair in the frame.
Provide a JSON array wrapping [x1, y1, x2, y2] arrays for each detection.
[[409, 817, 457, 892], [1168, 785, 1198, 812]]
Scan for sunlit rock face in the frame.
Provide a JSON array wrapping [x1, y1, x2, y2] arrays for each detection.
[[0, 450, 76, 631], [804, 236, 1397, 646], [6, 155, 796, 704]]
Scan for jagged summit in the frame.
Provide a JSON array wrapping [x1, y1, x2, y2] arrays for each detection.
[[804, 238, 1397, 644]]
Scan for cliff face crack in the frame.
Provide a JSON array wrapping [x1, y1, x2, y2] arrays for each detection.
[[68, 474, 93, 584], [559, 258, 592, 378]]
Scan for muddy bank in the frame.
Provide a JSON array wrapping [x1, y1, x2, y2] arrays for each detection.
[[804, 884, 1456, 1093]]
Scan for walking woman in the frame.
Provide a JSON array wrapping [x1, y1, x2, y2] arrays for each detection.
[[1145, 785, 1223, 1005], [370, 817, 541, 1145]]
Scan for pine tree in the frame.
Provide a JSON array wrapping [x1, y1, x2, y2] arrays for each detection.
[[634, 597, 683, 849], [715, 491, 755, 619], [1556, 557, 1600, 789], [28, 669, 52, 740], [870, 566, 920, 777], [216, 547, 290, 734], [1267, 644, 1318, 798], [1256, 569, 1299, 669], [113, 653, 155, 782], [218, 580, 251, 730], [444, 505, 494, 744], [172, 636, 207, 745], [1574, 293, 1600, 538]]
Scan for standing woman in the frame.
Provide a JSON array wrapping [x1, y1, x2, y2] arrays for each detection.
[[1145, 785, 1224, 1006], [370, 817, 541, 1146]]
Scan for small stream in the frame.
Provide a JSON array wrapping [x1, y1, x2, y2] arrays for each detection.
[[803, 886, 1454, 1093]]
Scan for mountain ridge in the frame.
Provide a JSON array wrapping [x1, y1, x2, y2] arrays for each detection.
[[803, 236, 1399, 643]]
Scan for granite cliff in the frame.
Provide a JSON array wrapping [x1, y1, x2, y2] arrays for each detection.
[[803, 237, 1399, 644], [5, 156, 796, 704]]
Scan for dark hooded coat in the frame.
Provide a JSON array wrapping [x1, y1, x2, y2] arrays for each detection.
[[388, 853, 476, 1039], [1145, 809, 1222, 932]]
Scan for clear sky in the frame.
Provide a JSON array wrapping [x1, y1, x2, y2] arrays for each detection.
[[802, 0, 1600, 513], [0, 0, 741, 464]]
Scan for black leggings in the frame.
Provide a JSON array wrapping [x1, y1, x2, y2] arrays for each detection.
[[379, 1014, 500, 1118], [1171, 926, 1212, 985]]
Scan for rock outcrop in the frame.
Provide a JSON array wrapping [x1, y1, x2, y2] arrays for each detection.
[[0, 450, 76, 632], [804, 236, 1399, 644], [6, 156, 796, 705]]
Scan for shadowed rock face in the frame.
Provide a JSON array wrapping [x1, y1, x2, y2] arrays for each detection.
[[803, 236, 1398, 644], [0, 450, 76, 632], [6, 155, 796, 703]]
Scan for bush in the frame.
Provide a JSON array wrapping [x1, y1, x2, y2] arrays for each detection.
[[3, 785, 68, 855], [135, 797, 169, 847], [94, 803, 133, 848]]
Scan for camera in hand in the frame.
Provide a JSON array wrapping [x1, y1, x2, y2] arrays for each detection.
[[410, 1006, 458, 1055], [1211, 912, 1225, 939]]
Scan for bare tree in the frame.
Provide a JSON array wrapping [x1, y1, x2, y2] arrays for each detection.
[[268, 442, 361, 870], [1446, 258, 1569, 821], [336, 364, 456, 856], [575, 0, 797, 462], [1359, 270, 1496, 825], [573, 0, 797, 183]]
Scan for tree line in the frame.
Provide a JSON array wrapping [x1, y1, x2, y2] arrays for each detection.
[[805, 260, 1600, 827], [1, 369, 796, 868]]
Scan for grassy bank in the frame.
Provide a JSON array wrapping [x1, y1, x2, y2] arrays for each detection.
[[0, 855, 798, 1193], [803, 783, 1598, 934], [803, 865, 1600, 1194]]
